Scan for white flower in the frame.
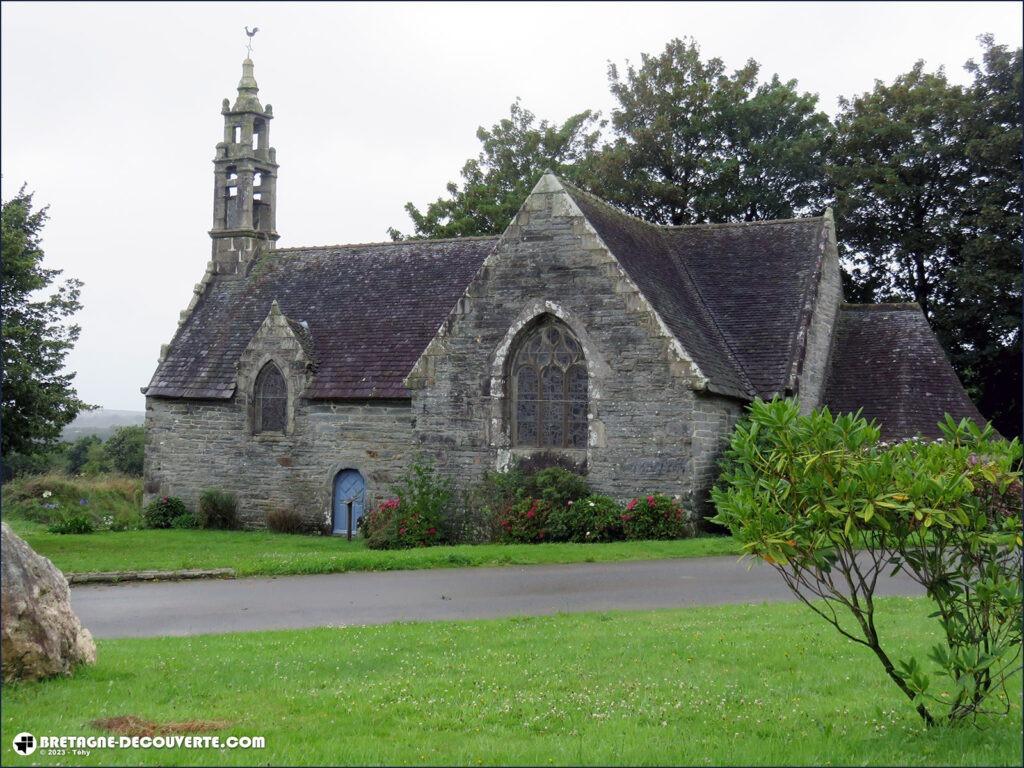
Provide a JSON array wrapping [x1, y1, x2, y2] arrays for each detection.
[[588, 501, 595, 507], [42, 491, 52, 498]]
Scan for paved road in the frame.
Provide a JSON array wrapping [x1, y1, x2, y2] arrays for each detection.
[[71, 556, 924, 639]]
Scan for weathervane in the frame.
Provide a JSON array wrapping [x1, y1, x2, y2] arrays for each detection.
[[245, 26, 259, 57]]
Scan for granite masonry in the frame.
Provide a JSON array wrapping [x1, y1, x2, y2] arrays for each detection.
[[143, 58, 986, 532]]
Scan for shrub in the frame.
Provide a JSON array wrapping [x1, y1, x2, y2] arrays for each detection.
[[197, 489, 239, 530], [169, 511, 198, 529], [362, 498, 442, 549], [547, 494, 625, 542], [362, 458, 451, 549], [143, 495, 189, 529], [47, 512, 95, 535], [523, 467, 590, 510], [267, 508, 314, 534], [450, 469, 525, 544], [711, 398, 1023, 727], [497, 497, 552, 543], [620, 494, 689, 540]]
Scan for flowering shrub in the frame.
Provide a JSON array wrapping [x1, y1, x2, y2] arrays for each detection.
[[143, 496, 189, 529], [362, 497, 441, 549], [497, 498, 552, 543], [620, 493, 690, 540], [547, 495, 625, 542], [523, 467, 590, 510]]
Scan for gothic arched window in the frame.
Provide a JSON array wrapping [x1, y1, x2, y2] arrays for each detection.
[[512, 318, 587, 449], [254, 362, 287, 434]]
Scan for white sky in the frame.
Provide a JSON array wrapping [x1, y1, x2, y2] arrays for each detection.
[[2, 1, 1021, 411]]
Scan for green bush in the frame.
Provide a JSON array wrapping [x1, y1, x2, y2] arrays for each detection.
[[197, 489, 239, 530], [450, 469, 525, 544], [47, 512, 95, 535], [523, 467, 590, 510], [548, 494, 625, 542], [169, 510, 198, 529], [711, 398, 1023, 727], [361, 498, 442, 549], [621, 494, 689, 540], [362, 459, 451, 549], [497, 497, 552, 543], [143, 496, 189, 529]]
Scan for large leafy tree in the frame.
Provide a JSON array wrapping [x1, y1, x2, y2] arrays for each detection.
[[1, 186, 90, 456], [830, 36, 1021, 436], [389, 100, 602, 240], [589, 37, 832, 224]]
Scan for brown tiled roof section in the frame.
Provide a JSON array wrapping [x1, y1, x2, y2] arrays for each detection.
[[563, 182, 827, 399], [823, 304, 986, 439], [146, 238, 498, 399]]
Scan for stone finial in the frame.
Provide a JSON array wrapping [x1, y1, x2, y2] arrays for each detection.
[[233, 58, 263, 112]]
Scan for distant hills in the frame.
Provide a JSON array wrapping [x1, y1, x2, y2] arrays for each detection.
[[62, 408, 144, 441]]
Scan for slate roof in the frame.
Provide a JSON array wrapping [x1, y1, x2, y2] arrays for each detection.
[[145, 238, 497, 399], [823, 304, 986, 440], [563, 183, 827, 399]]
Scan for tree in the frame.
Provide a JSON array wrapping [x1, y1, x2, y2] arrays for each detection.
[[103, 425, 144, 476], [65, 435, 101, 475], [390, 100, 602, 240], [1, 186, 90, 456], [588, 38, 832, 225], [829, 37, 1022, 436]]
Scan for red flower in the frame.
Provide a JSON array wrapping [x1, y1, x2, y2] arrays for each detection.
[[398, 526, 407, 535], [526, 509, 535, 519], [626, 499, 638, 511], [427, 527, 437, 536], [647, 495, 656, 506], [620, 514, 633, 522]]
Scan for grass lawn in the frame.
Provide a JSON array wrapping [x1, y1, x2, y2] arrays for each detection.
[[2, 598, 1019, 766], [5, 518, 740, 577]]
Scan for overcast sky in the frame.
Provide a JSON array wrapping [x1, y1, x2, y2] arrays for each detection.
[[2, 1, 1021, 412]]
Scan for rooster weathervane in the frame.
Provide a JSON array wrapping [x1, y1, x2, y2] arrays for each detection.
[[245, 26, 259, 57]]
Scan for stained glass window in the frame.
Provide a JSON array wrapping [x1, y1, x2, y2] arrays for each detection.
[[254, 363, 287, 433], [512, 319, 587, 449]]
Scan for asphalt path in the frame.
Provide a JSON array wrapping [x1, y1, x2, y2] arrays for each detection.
[[70, 555, 924, 638]]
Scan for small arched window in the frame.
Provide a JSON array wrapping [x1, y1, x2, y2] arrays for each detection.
[[512, 318, 587, 449], [254, 362, 287, 434]]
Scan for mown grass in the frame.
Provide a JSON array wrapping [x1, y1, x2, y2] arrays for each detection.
[[2, 599, 1019, 766], [4, 522, 739, 576]]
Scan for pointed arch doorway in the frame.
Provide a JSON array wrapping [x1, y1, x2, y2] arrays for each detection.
[[332, 469, 365, 538]]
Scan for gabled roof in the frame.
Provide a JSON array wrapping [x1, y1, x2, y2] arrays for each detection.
[[562, 182, 828, 399], [823, 304, 986, 439], [145, 238, 497, 399]]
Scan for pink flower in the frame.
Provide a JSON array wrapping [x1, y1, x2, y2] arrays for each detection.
[[526, 509, 536, 519], [626, 499, 638, 511], [620, 514, 633, 522], [647, 495, 656, 506]]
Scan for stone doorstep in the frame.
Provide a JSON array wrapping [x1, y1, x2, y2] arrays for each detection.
[[67, 568, 236, 585]]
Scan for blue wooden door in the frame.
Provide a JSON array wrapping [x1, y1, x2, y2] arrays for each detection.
[[332, 469, 365, 535]]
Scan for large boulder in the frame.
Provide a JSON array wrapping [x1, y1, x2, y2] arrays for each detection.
[[1, 522, 96, 682]]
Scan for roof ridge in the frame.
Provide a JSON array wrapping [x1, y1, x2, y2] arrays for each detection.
[[558, 179, 823, 231], [273, 234, 500, 252]]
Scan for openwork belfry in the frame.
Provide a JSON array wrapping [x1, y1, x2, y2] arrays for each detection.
[[513, 318, 587, 449], [254, 363, 287, 433], [142, 54, 987, 530]]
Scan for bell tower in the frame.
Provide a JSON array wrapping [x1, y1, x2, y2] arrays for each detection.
[[210, 56, 278, 274]]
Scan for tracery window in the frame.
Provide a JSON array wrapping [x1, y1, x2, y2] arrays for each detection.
[[254, 362, 287, 434], [512, 319, 587, 449]]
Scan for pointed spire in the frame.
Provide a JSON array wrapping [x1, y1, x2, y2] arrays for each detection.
[[233, 58, 263, 112]]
